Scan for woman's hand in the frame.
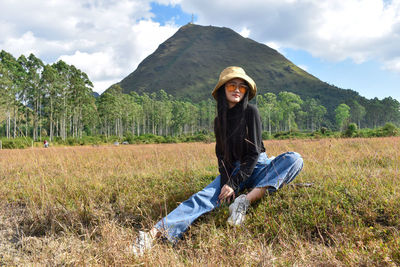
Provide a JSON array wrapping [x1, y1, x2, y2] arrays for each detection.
[[218, 184, 235, 203]]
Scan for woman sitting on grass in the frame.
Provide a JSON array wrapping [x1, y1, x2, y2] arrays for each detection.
[[133, 66, 304, 255]]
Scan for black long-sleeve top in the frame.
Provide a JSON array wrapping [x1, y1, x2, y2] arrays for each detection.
[[214, 104, 266, 192]]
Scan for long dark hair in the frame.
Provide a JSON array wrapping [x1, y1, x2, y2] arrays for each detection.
[[215, 85, 249, 168]]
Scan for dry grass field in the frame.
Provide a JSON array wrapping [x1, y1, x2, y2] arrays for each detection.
[[0, 137, 399, 265]]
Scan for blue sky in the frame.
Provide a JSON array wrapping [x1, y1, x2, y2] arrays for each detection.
[[283, 49, 400, 100], [150, 2, 195, 26], [1, 0, 399, 102]]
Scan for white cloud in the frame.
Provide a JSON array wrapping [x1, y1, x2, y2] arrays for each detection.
[[264, 42, 282, 52], [57, 19, 178, 92], [153, 0, 183, 5], [2, 31, 39, 57], [178, 0, 400, 74], [0, 0, 179, 93], [93, 79, 122, 94], [129, 20, 178, 68], [60, 50, 123, 79], [239, 27, 250, 38], [383, 57, 400, 73], [298, 65, 308, 71]]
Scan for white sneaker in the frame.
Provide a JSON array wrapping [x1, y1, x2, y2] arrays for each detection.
[[132, 231, 154, 256], [227, 194, 250, 226]]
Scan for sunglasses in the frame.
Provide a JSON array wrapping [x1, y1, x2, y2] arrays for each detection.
[[225, 82, 249, 94]]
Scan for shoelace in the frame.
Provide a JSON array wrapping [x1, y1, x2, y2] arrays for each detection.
[[235, 202, 247, 215]]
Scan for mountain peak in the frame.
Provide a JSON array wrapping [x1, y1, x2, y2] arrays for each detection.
[[114, 24, 360, 114]]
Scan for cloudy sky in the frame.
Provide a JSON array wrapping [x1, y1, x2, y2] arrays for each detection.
[[1, 0, 400, 101]]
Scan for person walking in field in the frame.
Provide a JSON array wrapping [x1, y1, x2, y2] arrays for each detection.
[[132, 66, 303, 255]]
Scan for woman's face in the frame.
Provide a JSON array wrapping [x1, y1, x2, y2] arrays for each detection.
[[224, 78, 248, 108]]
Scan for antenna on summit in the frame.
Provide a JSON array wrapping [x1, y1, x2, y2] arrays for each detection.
[[190, 13, 194, 24]]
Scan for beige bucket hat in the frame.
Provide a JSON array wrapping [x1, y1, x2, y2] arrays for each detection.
[[212, 66, 257, 100]]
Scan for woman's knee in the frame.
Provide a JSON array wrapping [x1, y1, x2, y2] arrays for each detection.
[[290, 152, 303, 169], [276, 152, 303, 175], [278, 151, 302, 165], [286, 152, 303, 177]]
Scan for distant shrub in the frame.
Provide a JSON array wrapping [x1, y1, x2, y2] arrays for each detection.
[[164, 136, 178, 143], [185, 133, 215, 143], [345, 123, 358, 137], [79, 136, 103, 145], [273, 130, 309, 140], [354, 124, 399, 138], [105, 136, 122, 143], [54, 136, 63, 143], [273, 131, 287, 139], [53, 135, 105, 146], [0, 137, 32, 149], [357, 128, 375, 138], [124, 133, 135, 144], [262, 132, 272, 140], [64, 137, 75, 146], [382, 122, 399, 136]]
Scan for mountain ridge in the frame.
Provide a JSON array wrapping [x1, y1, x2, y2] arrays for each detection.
[[110, 24, 363, 118]]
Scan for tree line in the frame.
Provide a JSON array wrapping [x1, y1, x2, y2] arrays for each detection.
[[0, 50, 96, 141], [97, 85, 215, 138], [1, 50, 400, 141]]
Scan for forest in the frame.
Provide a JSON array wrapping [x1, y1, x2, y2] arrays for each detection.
[[1, 50, 400, 142]]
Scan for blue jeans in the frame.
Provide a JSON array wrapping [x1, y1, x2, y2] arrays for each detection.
[[155, 152, 303, 243]]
